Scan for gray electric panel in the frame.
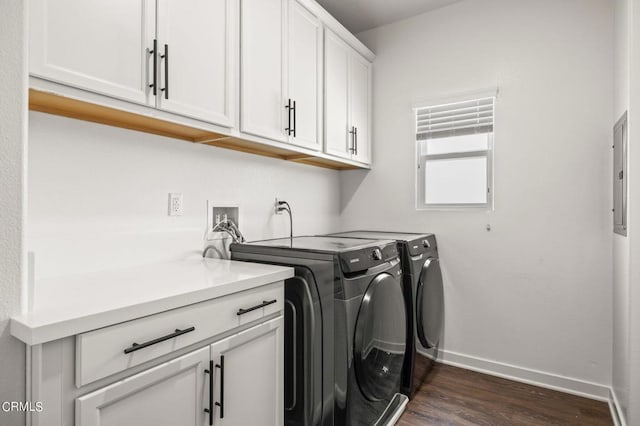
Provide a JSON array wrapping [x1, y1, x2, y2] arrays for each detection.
[[614, 112, 627, 236]]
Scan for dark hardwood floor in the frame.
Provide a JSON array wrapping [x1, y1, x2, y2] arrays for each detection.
[[398, 360, 612, 426]]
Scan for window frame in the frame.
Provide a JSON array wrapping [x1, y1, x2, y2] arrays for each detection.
[[413, 91, 496, 211]]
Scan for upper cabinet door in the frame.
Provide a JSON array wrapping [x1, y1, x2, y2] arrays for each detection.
[[156, 0, 235, 127], [349, 52, 372, 164], [30, 0, 155, 106], [324, 30, 351, 159], [76, 347, 209, 426], [240, 0, 288, 142], [287, 0, 322, 150]]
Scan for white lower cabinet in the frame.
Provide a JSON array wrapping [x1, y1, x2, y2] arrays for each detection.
[[208, 317, 283, 426], [76, 347, 209, 426], [75, 317, 283, 426]]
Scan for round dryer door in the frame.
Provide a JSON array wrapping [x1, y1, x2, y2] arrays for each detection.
[[416, 257, 444, 349], [353, 272, 407, 402]]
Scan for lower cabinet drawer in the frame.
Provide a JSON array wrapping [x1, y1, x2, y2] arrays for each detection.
[[75, 282, 283, 387]]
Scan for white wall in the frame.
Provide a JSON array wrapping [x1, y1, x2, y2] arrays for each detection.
[[0, 1, 27, 425], [28, 112, 341, 281], [613, 0, 630, 421], [342, 0, 613, 396]]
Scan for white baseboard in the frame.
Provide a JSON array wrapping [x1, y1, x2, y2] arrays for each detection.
[[609, 388, 626, 426], [419, 348, 610, 402]]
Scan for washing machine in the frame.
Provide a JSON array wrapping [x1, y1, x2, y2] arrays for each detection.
[[230, 236, 409, 426], [327, 231, 444, 398]]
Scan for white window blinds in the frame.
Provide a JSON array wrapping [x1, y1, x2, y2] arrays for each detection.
[[416, 97, 495, 140]]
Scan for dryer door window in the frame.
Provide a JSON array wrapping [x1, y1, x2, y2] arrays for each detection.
[[416, 257, 444, 350], [353, 272, 407, 402]]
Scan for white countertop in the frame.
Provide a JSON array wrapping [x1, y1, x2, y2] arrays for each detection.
[[11, 258, 293, 345]]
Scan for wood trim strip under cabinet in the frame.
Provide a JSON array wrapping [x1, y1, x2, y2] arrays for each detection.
[[29, 89, 365, 171]]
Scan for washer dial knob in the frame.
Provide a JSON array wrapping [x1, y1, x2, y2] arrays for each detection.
[[372, 248, 382, 261]]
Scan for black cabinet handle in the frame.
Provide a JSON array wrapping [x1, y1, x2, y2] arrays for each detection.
[[204, 360, 214, 425], [215, 356, 225, 419], [354, 127, 358, 155], [161, 44, 169, 99], [236, 299, 277, 316], [292, 100, 296, 138], [123, 326, 195, 354], [285, 99, 292, 136], [348, 126, 356, 153], [149, 39, 157, 96]]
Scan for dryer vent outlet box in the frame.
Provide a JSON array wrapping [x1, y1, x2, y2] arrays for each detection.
[[205, 202, 239, 241]]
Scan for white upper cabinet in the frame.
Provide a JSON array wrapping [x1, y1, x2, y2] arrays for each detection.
[[324, 29, 372, 164], [156, 0, 235, 126], [30, 0, 155, 105], [325, 30, 371, 164], [287, 0, 323, 150], [29, 0, 373, 168], [240, 0, 288, 142], [349, 52, 372, 164], [324, 30, 351, 159], [240, 0, 324, 149], [30, 0, 235, 127]]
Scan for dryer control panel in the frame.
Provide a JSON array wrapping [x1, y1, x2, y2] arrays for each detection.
[[406, 234, 437, 257]]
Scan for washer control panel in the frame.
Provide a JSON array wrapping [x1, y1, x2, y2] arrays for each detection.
[[372, 248, 382, 261], [340, 242, 398, 273]]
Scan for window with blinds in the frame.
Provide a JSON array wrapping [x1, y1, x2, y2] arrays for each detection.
[[415, 94, 495, 209]]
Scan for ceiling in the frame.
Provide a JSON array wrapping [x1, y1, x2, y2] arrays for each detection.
[[316, 0, 464, 34]]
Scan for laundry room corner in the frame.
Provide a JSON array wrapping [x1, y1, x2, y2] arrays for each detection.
[[339, 0, 614, 399]]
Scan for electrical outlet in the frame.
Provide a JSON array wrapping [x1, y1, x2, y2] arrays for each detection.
[[168, 193, 183, 216], [275, 197, 282, 215]]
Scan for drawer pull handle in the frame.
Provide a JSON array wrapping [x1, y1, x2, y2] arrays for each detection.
[[123, 326, 195, 354], [236, 299, 277, 316]]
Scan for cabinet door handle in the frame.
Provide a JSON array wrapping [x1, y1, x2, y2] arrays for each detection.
[[285, 99, 292, 136], [204, 360, 214, 425], [292, 100, 296, 138], [123, 326, 195, 354], [160, 44, 169, 99], [215, 356, 225, 419], [236, 299, 277, 316], [354, 127, 358, 155], [348, 126, 356, 153], [149, 39, 157, 96]]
